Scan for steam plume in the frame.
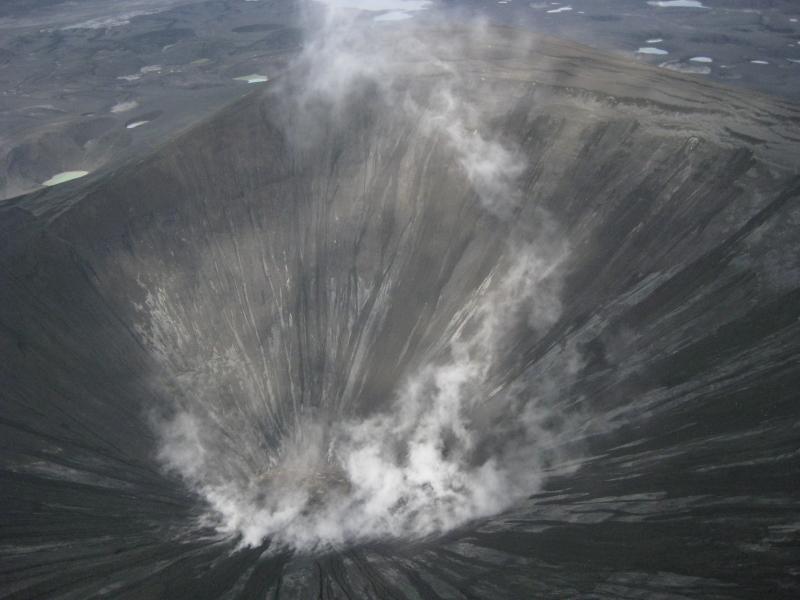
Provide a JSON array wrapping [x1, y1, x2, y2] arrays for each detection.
[[154, 0, 583, 553]]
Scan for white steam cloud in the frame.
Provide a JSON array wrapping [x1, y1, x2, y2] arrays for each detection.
[[155, 1, 582, 553], [158, 240, 575, 549]]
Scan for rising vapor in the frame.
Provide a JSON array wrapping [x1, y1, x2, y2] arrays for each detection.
[[155, 0, 583, 552]]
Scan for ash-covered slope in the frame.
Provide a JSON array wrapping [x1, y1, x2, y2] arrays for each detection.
[[2, 25, 800, 599]]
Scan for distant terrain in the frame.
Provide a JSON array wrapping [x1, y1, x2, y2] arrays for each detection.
[[1, 0, 799, 200]]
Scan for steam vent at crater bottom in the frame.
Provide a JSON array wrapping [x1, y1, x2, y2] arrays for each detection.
[[2, 25, 800, 600]]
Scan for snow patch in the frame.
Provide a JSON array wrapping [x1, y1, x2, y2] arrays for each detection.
[[42, 171, 88, 186], [234, 74, 269, 83], [647, 0, 707, 7], [637, 47, 668, 55]]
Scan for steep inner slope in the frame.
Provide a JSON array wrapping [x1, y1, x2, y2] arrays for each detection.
[[2, 25, 800, 599]]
